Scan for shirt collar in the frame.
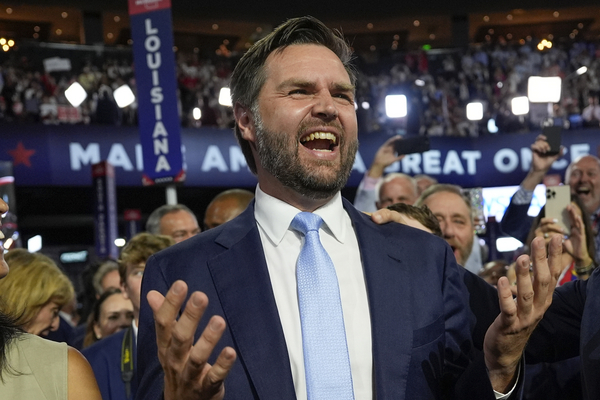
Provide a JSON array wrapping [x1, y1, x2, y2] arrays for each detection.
[[254, 185, 347, 246]]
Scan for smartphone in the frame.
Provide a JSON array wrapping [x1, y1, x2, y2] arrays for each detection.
[[393, 136, 430, 156], [545, 185, 571, 235], [542, 126, 562, 156]]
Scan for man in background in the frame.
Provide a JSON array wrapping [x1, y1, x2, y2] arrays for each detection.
[[204, 189, 254, 230], [146, 204, 200, 243]]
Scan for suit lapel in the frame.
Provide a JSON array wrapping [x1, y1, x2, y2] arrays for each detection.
[[344, 200, 414, 399], [208, 204, 296, 399]]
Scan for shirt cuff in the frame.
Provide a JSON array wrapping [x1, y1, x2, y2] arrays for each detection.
[[492, 363, 521, 399], [361, 173, 382, 191], [512, 186, 534, 205]]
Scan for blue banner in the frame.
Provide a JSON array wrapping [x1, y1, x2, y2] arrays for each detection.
[[129, 0, 184, 185], [1, 124, 599, 189], [92, 161, 119, 259]]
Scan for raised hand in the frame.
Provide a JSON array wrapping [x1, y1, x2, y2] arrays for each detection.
[[147, 280, 237, 400], [483, 235, 562, 393], [367, 135, 405, 178]]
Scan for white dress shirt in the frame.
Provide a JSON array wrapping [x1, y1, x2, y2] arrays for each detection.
[[254, 185, 373, 400]]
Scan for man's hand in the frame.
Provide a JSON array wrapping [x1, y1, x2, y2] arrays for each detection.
[[368, 208, 406, 225], [522, 134, 563, 191], [367, 135, 405, 178], [483, 235, 562, 393], [147, 280, 237, 400]]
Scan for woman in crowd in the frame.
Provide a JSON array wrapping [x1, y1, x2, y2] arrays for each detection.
[[0, 198, 101, 399], [82, 287, 134, 348], [0, 249, 74, 336]]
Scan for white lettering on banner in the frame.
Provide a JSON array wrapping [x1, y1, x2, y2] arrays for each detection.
[[70, 143, 100, 170], [144, 17, 170, 173], [520, 147, 532, 171], [461, 151, 481, 174], [136, 144, 144, 170], [155, 155, 171, 172], [423, 150, 441, 174], [107, 144, 134, 171], [442, 151, 464, 174], [571, 144, 590, 161], [402, 154, 422, 174], [153, 138, 168, 155], [494, 149, 519, 173], [229, 146, 247, 172], [202, 145, 228, 172], [352, 151, 366, 174]]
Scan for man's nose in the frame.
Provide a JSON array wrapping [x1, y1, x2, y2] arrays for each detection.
[[311, 90, 338, 120]]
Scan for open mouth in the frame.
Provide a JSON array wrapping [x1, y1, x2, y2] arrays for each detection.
[[576, 187, 591, 195], [300, 132, 337, 152]]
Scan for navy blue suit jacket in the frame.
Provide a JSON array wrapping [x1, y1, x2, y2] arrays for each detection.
[[525, 265, 600, 399], [83, 327, 137, 400], [136, 199, 503, 400]]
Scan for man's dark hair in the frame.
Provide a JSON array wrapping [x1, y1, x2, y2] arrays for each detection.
[[230, 15, 356, 174], [387, 202, 443, 237]]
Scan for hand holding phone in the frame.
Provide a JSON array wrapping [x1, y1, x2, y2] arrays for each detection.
[[545, 185, 571, 235]]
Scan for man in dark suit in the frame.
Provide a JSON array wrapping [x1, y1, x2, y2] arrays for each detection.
[[136, 16, 562, 400], [83, 233, 174, 400]]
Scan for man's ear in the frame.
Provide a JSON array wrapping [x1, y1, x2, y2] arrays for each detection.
[[121, 282, 130, 300], [234, 102, 256, 143]]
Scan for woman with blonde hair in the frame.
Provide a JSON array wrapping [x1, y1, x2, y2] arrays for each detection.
[[0, 198, 101, 399], [0, 249, 74, 336]]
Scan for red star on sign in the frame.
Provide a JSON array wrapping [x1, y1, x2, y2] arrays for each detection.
[[7, 141, 36, 167]]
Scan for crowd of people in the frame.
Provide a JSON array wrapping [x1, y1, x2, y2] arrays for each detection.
[[1, 33, 600, 135], [1, 15, 599, 400]]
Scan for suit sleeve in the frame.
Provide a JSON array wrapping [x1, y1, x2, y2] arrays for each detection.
[[135, 254, 170, 400], [499, 197, 534, 244]]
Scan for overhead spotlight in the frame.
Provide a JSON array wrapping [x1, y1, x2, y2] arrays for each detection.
[[487, 118, 499, 133], [27, 235, 42, 253], [113, 84, 135, 108], [361, 101, 370, 110], [385, 94, 407, 118], [218, 87, 232, 107], [527, 76, 561, 103], [64, 82, 87, 107], [576, 66, 588, 75], [415, 79, 425, 87], [511, 96, 529, 115], [114, 238, 126, 247], [193, 107, 202, 120], [466, 102, 483, 121]]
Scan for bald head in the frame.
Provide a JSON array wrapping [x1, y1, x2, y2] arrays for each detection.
[[204, 189, 254, 230], [376, 173, 418, 209]]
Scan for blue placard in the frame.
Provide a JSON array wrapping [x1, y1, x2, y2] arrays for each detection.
[[129, 4, 184, 185]]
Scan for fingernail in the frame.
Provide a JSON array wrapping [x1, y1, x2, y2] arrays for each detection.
[[552, 218, 558, 223], [192, 294, 202, 307], [210, 319, 221, 332], [173, 282, 183, 294]]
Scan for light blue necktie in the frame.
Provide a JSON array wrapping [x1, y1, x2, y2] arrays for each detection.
[[291, 212, 354, 400]]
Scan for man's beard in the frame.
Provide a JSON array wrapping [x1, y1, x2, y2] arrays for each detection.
[[253, 112, 358, 200]]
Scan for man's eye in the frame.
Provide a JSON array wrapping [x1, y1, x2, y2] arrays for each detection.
[[334, 93, 353, 102], [289, 89, 307, 95]]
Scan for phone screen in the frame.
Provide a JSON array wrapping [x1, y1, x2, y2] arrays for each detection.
[[542, 126, 562, 156]]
